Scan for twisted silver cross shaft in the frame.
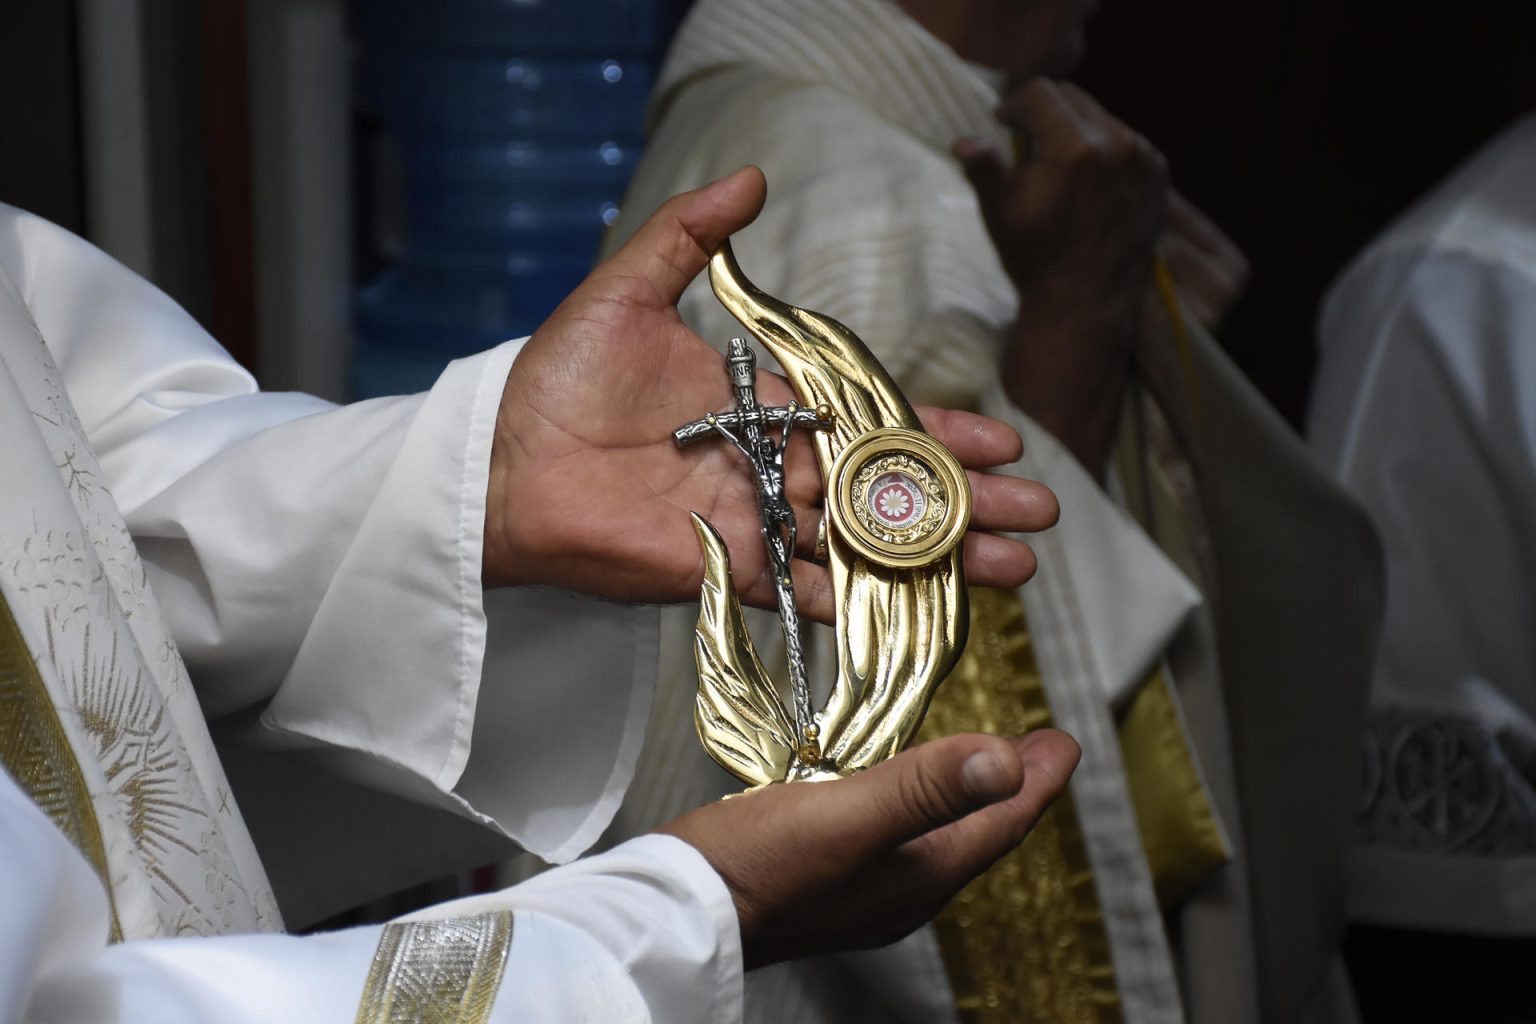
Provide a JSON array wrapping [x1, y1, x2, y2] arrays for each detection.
[[673, 339, 834, 757]]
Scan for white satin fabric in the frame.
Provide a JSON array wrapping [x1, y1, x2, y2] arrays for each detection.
[[0, 204, 742, 1020], [1310, 113, 1536, 935], [0, 769, 741, 1023]]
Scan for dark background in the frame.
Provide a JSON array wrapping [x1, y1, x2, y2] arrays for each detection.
[[0, 5, 86, 234], [1078, 0, 1536, 426]]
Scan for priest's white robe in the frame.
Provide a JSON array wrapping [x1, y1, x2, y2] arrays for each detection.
[[1310, 112, 1536, 936], [595, 1, 1383, 1021], [0, 202, 743, 1021]]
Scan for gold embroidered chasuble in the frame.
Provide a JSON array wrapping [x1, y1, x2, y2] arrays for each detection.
[[0, 270, 280, 940]]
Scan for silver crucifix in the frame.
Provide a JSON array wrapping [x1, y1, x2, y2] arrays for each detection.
[[673, 338, 835, 753]]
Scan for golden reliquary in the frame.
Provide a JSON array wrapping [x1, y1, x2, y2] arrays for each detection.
[[673, 241, 972, 788]]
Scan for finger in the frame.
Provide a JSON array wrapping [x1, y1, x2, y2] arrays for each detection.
[[1054, 81, 1128, 138], [597, 166, 768, 308], [917, 407, 1023, 468], [779, 524, 1043, 595], [789, 505, 825, 562], [953, 138, 1012, 225], [997, 79, 1102, 160], [1162, 194, 1249, 312], [1167, 191, 1246, 269], [736, 554, 836, 626], [780, 480, 1052, 568], [902, 729, 1081, 885], [968, 471, 1059, 534], [789, 557, 836, 624], [774, 476, 1054, 598], [962, 532, 1039, 589], [1166, 190, 1220, 247], [804, 734, 1032, 859], [1053, 81, 1167, 190], [1159, 233, 1229, 326]]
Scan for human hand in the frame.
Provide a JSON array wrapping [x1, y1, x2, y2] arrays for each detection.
[[957, 79, 1168, 332], [1160, 190, 1250, 330], [659, 729, 1081, 968], [955, 80, 1168, 472], [485, 167, 1060, 622]]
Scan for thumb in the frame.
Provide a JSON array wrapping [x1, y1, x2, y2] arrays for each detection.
[[824, 734, 1027, 859], [598, 165, 768, 308], [901, 728, 1082, 887]]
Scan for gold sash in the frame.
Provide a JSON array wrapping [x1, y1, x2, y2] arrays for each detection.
[[924, 575, 1229, 1017], [921, 587, 1121, 1024]]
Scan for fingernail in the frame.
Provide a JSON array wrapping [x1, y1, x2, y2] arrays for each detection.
[[710, 165, 757, 191], [962, 750, 1014, 802]]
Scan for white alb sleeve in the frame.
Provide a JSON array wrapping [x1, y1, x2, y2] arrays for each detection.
[[1, 771, 741, 1024], [0, 205, 656, 870]]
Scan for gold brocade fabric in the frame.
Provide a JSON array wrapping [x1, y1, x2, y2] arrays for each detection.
[[920, 587, 1122, 1024], [1114, 370, 1231, 912], [1116, 671, 1231, 911], [0, 586, 122, 941], [355, 912, 513, 1024], [922, 585, 1233, 1021]]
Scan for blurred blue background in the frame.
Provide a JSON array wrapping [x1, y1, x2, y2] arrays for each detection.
[[349, 0, 688, 398]]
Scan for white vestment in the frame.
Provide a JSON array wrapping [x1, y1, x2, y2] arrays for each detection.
[[596, 1, 1383, 1022], [0, 203, 743, 1022], [1310, 113, 1536, 936]]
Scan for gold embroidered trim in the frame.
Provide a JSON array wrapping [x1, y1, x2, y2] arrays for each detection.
[[355, 911, 513, 1024], [1117, 670, 1231, 910], [0, 587, 122, 941], [921, 587, 1122, 1024]]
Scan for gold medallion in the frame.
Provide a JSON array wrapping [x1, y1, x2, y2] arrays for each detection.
[[830, 427, 970, 569]]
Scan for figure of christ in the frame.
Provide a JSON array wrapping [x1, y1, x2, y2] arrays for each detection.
[[674, 337, 835, 752]]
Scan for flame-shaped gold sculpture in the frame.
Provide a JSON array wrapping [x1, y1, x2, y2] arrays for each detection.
[[677, 242, 971, 787]]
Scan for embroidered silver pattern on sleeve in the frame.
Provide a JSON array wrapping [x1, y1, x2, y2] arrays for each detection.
[[355, 911, 514, 1024]]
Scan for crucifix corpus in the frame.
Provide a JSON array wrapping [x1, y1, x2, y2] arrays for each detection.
[[673, 338, 835, 761]]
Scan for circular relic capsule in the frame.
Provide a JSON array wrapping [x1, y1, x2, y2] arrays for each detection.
[[826, 427, 971, 568]]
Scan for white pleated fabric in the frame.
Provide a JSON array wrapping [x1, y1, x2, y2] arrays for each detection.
[[0, 769, 740, 1023]]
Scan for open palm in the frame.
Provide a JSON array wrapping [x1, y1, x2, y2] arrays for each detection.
[[485, 168, 1058, 621]]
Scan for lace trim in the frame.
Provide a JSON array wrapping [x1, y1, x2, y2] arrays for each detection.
[[1359, 708, 1536, 856]]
